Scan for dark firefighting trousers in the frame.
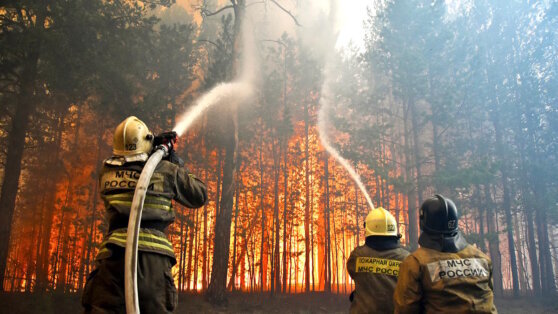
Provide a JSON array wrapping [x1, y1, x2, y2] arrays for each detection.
[[82, 246, 177, 314]]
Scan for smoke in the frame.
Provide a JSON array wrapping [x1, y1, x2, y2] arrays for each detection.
[[173, 17, 257, 137], [173, 1, 375, 210], [317, 0, 376, 211]]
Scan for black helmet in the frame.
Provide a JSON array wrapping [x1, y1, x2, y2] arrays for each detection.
[[419, 194, 459, 234]]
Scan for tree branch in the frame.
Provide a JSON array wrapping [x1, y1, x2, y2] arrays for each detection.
[[269, 0, 301, 27], [261, 39, 287, 47], [197, 39, 222, 50], [246, 1, 264, 8], [202, 4, 234, 17]]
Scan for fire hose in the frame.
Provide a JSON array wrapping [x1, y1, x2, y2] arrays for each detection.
[[124, 132, 177, 314]]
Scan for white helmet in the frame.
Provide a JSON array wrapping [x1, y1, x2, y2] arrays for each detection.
[[112, 116, 153, 162]]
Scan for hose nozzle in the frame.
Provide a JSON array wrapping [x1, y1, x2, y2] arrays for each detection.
[[153, 131, 178, 156]]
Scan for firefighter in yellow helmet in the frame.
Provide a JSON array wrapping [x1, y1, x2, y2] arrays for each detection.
[[394, 195, 497, 314], [346, 207, 410, 314], [81, 116, 207, 313]]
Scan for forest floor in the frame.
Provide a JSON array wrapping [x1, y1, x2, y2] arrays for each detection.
[[1, 291, 557, 313]]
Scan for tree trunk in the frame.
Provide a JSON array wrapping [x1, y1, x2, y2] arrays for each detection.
[[533, 188, 557, 295], [79, 155, 100, 290], [25, 212, 39, 292], [202, 168, 209, 291], [324, 155, 331, 292], [0, 60, 38, 291], [228, 196, 257, 291], [282, 137, 289, 293], [36, 116, 65, 291], [272, 135, 281, 294], [475, 186, 487, 252], [517, 146, 542, 295], [259, 125, 267, 292], [83, 139, 103, 288], [186, 209, 195, 291], [491, 114, 520, 296], [33, 184, 49, 291], [403, 101, 418, 249], [206, 107, 238, 304], [410, 100, 423, 210], [230, 178, 239, 291], [512, 210, 528, 292], [205, 4, 244, 292], [304, 101, 311, 292], [484, 185, 503, 295], [193, 207, 201, 291], [525, 207, 541, 295], [177, 208, 185, 291]]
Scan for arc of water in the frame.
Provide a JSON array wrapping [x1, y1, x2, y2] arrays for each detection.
[[316, 0, 375, 211], [318, 85, 375, 211]]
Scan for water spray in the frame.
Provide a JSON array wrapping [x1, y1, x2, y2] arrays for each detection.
[[173, 82, 254, 137], [317, 0, 376, 211], [318, 86, 375, 211]]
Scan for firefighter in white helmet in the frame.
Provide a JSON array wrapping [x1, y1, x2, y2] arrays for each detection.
[[82, 116, 207, 313], [347, 207, 410, 314]]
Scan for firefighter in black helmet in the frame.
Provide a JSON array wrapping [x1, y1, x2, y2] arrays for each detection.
[[394, 195, 497, 314]]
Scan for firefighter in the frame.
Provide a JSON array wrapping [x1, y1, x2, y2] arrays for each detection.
[[394, 194, 497, 314], [82, 116, 207, 313], [347, 207, 410, 314]]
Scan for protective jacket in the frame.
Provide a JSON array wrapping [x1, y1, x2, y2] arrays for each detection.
[[96, 158, 207, 263], [394, 232, 497, 314], [83, 157, 206, 313], [347, 237, 410, 314]]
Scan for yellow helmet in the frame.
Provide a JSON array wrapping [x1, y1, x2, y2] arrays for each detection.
[[112, 116, 153, 160], [365, 207, 398, 237]]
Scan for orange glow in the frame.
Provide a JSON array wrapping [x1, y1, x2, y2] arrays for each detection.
[[2, 99, 411, 293]]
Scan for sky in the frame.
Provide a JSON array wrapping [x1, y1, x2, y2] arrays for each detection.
[[335, 0, 374, 52]]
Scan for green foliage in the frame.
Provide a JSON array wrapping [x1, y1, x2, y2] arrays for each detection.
[[433, 160, 497, 189], [0, 0, 197, 126]]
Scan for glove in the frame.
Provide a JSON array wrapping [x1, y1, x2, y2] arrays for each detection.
[[153, 131, 178, 153]]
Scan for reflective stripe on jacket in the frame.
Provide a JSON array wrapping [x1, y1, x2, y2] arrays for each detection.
[[394, 245, 497, 314], [96, 228, 175, 260], [104, 192, 173, 211], [347, 244, 410, 314], [96, 159, 207, 263]]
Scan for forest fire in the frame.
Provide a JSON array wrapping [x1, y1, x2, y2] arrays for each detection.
[[1, 0, 557, 313], [2, 104, 389, 294]]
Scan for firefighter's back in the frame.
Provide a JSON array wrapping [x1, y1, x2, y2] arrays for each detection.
[[348, 245, 409, 314], [82, 116, 207, 314], [394, 195, 497, 314], [347, 207, 410, 314], [406, 245, 496, 313]]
